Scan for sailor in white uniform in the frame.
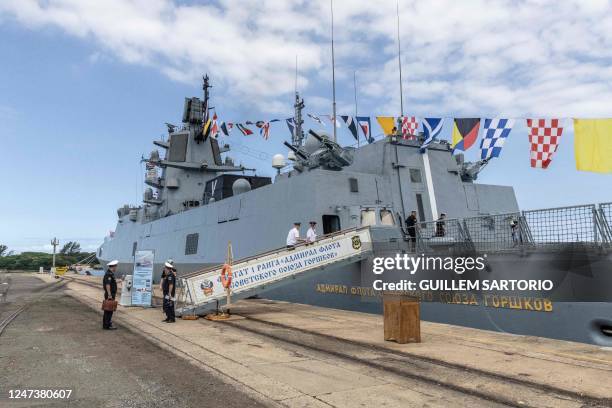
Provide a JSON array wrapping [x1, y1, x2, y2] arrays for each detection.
[[286, 222, 303, 248], [306, 221, 317, 243]]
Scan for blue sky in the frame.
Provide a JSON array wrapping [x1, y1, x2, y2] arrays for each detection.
[[1, 0, 611, 253]]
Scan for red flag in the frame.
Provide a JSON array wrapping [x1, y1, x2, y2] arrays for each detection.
[[526, 119, 563, 169], [210, 113, 219, 138], [401, 116, 419, 140], [236, 123, 253, 136]]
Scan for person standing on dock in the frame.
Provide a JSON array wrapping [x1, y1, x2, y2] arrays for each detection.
[[102, 260, 118, 330], [159, 259, 172, 313], [286, 222, 304, 248], [306, 221, 317, 243], [162, 260, 176, 323]]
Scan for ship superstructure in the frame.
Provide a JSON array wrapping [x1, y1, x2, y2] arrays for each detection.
[[99, 77, 612, 346]]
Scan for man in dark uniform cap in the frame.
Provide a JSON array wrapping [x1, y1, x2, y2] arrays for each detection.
[[102, 260, 118, 330], [162, 260, 176, 323]]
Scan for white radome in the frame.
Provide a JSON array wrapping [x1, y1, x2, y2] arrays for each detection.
[[272, 154, 285, 169]]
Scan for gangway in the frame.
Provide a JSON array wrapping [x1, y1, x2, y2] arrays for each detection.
[[177, 227, 372, 315]]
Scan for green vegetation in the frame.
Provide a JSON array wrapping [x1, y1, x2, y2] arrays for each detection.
[[60, 241, 82, 255], [0, 243, 97, 271], [0, 244, 14, 257]]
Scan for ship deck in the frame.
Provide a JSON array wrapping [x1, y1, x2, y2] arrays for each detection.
[[44, 273, 612, 407]]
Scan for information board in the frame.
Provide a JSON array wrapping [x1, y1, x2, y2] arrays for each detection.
[[131, 250, 154, 306]]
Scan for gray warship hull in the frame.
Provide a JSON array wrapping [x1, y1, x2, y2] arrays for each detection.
[[98, 83, 612, 346]]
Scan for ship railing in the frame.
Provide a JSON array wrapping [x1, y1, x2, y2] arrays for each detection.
[[462, 212, 524, 252], [416, 212, 526, 253], [415, 219, 473, 253], [415, 203, 611, 253], [599, 202, 612, 244], [522, 203, 610, 249]]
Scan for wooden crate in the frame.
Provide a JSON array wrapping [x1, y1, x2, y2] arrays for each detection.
[[383, 294, 421, 344]]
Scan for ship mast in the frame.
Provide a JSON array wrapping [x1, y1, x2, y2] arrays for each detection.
[[195, 74, 212, 143], [293, 92, 305, 147], [202, 74, 210, 113], [330, 0, 337, 143], [396, 1, 404, 118], [293, 56, 305, 147], [354, 70, 359, 147]]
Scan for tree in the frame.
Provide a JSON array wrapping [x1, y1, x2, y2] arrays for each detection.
[[60, 241, 81, 255], [0, 244, 13, 257]]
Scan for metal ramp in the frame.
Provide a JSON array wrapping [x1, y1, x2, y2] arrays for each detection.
[[177, 227, 372, 315]]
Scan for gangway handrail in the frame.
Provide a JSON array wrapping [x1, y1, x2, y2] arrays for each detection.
[[181, 226, 363, 279], [178, 226, 373, 311]]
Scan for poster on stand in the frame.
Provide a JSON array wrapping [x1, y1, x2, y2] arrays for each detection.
[[131, 250, 154, 307]]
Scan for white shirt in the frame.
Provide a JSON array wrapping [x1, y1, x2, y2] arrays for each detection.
[[306, 227, 317, 243], [286, 227, 300, 246]]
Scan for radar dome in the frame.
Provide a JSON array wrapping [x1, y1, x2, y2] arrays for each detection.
[[287, 151, 296, 161], [272, 154, 285, 169], [232, 178, 251, 195], [304, 133, 325, 153]]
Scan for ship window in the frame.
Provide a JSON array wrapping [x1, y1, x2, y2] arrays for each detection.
[[380, 209, 395, 226], [416, 193, 426, 224], [409, 168, 422, 183], [132, 242, 137, 257], [322, 215, 341, 234], [98, 248, 102, 257], [361, 209, 376, 227], [349, 178, 359, 192], [185, 233, 199, 255]]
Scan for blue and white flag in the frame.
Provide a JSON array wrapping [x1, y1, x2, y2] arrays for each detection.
[[480, 118, 514, 160], [355, 116, 374, 143], [420, 118, 444, 152], [286, 117, 295, 136], [340, 116, 359, 141], [220, 122, 233, 136]]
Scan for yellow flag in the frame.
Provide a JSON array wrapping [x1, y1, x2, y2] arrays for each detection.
[[574, 119, 612, 173], [376, 116, 396, 136], [203, 118, 212, 135]]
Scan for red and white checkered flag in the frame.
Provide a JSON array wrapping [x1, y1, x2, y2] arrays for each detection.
[[401, 116, 419, 140], [526, 119, 564, 169]]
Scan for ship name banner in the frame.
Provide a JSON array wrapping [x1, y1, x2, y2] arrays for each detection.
[[184, 228, 372, 306]]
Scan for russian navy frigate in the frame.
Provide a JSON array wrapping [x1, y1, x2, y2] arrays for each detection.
[[98, 76, 612, 346]]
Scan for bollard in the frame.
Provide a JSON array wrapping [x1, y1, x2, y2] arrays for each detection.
[[383, 294, 421, 344]]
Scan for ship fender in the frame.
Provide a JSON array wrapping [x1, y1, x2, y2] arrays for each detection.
[[221, 264, 233, 288]]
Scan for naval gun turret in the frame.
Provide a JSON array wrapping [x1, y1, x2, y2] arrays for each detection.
[[284, 130, 354, 172], [455, 154, 489, 181]]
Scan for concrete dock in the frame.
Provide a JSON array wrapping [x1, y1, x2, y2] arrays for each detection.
[[37, 274, 612, 407]]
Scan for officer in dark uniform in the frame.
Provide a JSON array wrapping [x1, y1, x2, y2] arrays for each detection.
[[162, 260, 176, 323], [103, 260, 118, 330], [405, 210, 418, 251]]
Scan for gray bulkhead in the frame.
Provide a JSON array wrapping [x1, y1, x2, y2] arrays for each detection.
[[100, 136, 519, 281]]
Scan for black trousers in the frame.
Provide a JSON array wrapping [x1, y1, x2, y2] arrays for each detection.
[[163, 299, 175, 321], [103, 310, 114, 328]]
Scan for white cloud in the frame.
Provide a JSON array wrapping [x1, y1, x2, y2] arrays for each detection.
[[1, 0, 611, 116]]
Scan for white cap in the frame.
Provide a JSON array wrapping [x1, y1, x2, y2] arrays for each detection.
[[107, 260, 119, 267], [164, 259, 175, 269]]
